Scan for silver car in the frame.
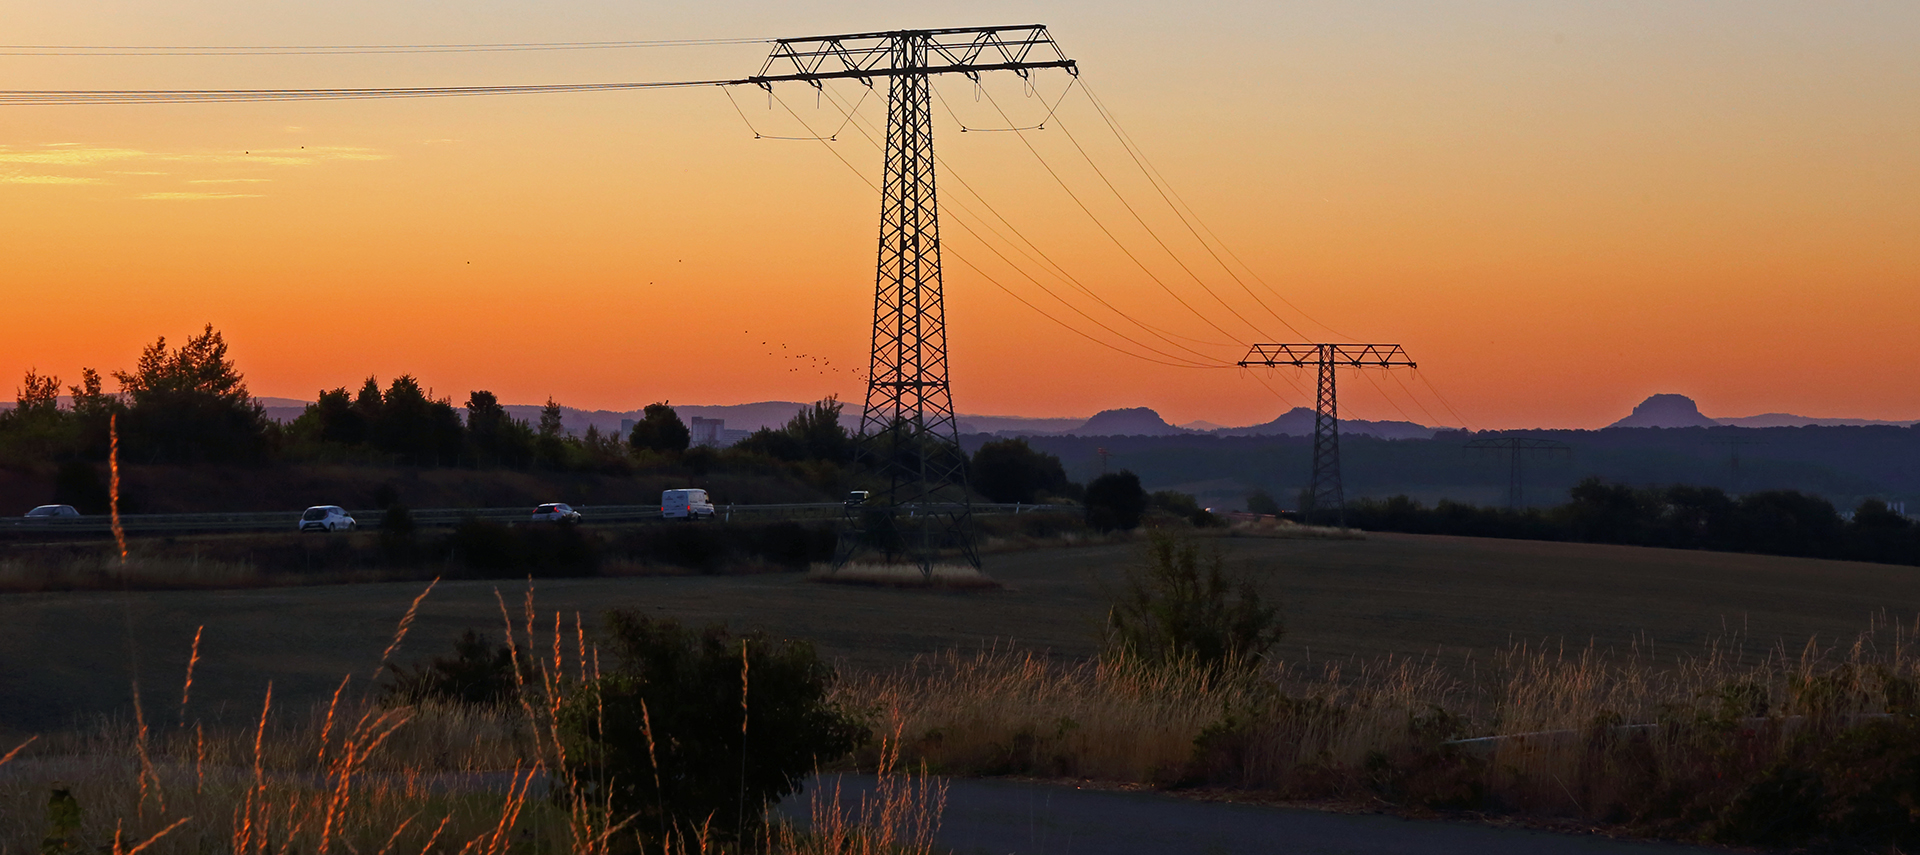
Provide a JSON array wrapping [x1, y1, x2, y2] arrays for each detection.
[[299, 505, 357, 533], [25, 504, 80, 519]]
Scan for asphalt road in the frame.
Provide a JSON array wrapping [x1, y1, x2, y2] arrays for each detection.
[[799, 775, 1732, 855]]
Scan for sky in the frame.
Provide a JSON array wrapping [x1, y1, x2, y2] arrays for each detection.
[[1, 0, 1916, 429]]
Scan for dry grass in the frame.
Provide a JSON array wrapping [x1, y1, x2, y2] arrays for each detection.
[[1213, 517, 1365, 540], [807, 563, 1001, 591], [0, 582, 947, 855], [0, 552, 264, 592], [838, 616, 1920, 840]]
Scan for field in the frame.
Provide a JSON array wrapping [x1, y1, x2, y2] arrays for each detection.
[[5, 530, 1916, 737]]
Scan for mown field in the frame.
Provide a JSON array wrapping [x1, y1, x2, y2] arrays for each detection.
[[5, 530, 1916, 737]]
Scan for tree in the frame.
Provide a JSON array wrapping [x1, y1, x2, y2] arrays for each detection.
[[295, 387, 368, 447], [464, 390, 533, 467], [558, 614, 867, 848], [628, 402, 691, 454], [1086, 470, 1149, 531], [368, 376, 464, 466], [12, 369, 60, 420], [111, 324, 269, 462], [1106, 531, 1285, 673], [971, 437, 1072, 504], [535, 397, 567, 467], [1245, 489, 1282, 517], [734, 397, 852, 463]]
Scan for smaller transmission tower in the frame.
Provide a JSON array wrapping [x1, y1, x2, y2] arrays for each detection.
[[1463, 436, 1571, 510], [1707, 436, 1767, 492], [1238, 344, 1415, 527]]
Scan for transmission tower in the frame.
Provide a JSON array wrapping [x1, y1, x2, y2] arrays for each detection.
[[1238, 344, 1415, 527], [748, 27, 1076, 574], [1707, 436, 1767, 492], [1463, 436, 1571, 510]]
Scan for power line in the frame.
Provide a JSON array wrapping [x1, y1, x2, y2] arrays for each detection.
[[807, 80, 1237, 366], [780, 84, 1228, 370], [0, 38, 770, 56], [986, 84, 1278, 342], [1079, 81, 1354, 342], [0, 78, 737, 104]]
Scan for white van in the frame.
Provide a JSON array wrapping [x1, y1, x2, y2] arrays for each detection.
[[661, 488, 715, 521]]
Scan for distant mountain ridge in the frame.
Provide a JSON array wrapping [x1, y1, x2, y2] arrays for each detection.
[[1608, 394, 1918, 429], [8, 393, 1913, 434]]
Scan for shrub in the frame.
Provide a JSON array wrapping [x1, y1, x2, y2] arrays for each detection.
[[52, 460, 111, 515], [442, 517, 598, 577], [971, 438, 1074, 504], [1106, 531, 1285, 673], [1085, 470, 1149, 532], [557, 613, 868, 848], [383, 629, 520, 707], [1244, 489, 1282, 517]]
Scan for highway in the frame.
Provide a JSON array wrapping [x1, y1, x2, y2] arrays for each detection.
[[0, 502, 1063, 539]]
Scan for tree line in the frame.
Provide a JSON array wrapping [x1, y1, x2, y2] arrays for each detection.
[[0, 325, 1110, 511], [1346, 478, 1920, 566]]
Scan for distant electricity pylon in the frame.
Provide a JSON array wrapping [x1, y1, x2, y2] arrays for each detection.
[[747, 27, 1076, 574], [1463, 436, 1571, 510], [1237, 344, 1415, 527], [1707, 435, 1767, 492]]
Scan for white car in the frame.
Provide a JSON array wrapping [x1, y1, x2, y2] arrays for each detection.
[[299, 505, 357, 533], [661, 489, 715, 521], [25, 504, 81, 519], [532, 503, 582, 523]]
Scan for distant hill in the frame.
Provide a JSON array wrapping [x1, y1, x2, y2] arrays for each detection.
[[1071, 407, 1189, 437], [1608, 394, 1917, 429], [1217, 407, 1438, 440], [1609, 394, 1721, 429]]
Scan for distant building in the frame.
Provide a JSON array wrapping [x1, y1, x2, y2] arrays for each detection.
[[691, 416, 725, 447], [619, 418, 636, 440]]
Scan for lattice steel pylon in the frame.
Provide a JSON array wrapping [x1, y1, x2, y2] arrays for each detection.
[[1463, 436, 1571, 510], [1238, 344, 1416, 527], [748, 27, 1076, 574]]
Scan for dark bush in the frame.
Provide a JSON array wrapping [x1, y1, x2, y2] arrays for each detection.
[[1712, 717, 1920, 849], [971, 438, 1074, 504], [442, 517, 598, 577], [1244, 489, 1282, 517], [379, 504, 419, 563], [558, 613, 868, 849], [1106, 531, 1284, 673], [383, 629, 520, 707], [1085, 470, 1149, 532], [52, 460, 111, 515]]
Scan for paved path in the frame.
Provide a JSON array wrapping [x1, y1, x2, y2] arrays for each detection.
[[802, 775, 1731, 855]]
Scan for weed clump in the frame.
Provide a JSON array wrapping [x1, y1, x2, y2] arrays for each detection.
[[1105, 531, 1284, 674], [557, 612, 869, 849]]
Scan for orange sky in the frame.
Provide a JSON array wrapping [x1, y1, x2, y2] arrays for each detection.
[[3, 1, 1916, 429]]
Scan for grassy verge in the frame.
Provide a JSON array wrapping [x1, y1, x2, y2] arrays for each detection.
[[838, 620, 1920, 850], [0, 586, 946, 855]]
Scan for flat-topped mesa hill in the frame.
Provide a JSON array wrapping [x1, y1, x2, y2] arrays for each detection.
[[1606, 393, 1919, 429], [1071, 407, 1189, 437], [1608, 394, 1721, 429]]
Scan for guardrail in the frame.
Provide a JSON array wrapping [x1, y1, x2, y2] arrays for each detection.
[[0, 501, 1068, 539]]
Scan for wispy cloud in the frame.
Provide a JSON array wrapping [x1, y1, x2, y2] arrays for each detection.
[[0, 142, 385, 194], [0, 146, 147, 166], [0, 172, 103, 185], [136, 192, 265, 201]]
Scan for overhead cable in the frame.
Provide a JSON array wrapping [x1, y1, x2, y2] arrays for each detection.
[[0, 38, 769, 56], [0, 78, 737, 105]]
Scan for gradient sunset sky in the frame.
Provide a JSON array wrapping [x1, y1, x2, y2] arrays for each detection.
[[3, 0, 1915, 429]]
